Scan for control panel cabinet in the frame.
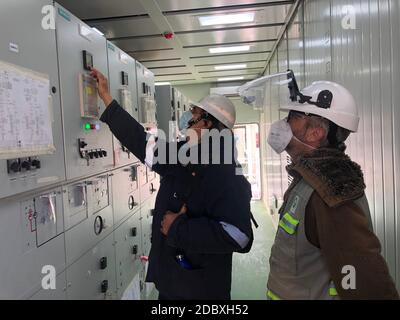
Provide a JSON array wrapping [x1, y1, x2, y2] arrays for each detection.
[[65, 232, 117, 300], [0, 188, 65, 299], [64, 174, 113, 266], [0, 0, 66, 199], [107, 42, 140, 167], [111, 164, 140, 227], [114, 211, 142, 299], [136, 62, 157, 130], [55, 3, 113, 180]]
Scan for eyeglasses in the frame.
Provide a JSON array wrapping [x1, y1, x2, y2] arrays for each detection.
[[188, 112, 210, 127]]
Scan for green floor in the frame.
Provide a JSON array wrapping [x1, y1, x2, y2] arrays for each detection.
[[231, 200, 276, 300]]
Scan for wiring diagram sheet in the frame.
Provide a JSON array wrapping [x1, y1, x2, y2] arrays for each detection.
[[0, 60, 54, 159]]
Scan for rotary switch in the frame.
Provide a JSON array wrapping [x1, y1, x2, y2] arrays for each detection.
[[100, 257, 107, 270], [101, 280, 108, 293]]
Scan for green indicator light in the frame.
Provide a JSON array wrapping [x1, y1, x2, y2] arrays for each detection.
[[85, 123, 91, 130]]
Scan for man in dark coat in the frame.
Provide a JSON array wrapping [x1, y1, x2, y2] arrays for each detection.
[[91, 69, 254, 300]]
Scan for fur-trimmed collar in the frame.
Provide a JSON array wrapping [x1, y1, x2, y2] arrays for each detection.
[[288, 148, 366, 207]]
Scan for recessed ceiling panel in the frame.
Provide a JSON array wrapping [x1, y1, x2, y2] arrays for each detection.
[[156, 0, 290, 12], [130, 49, 180, 61], [197, 68, 264, 77], [111, 37, 171, 52], [184, 41, 274, 56], [91, 17, 160, 39], [151, 66, 191, 75], [190, 52, 270, 64], [143, 59, 183, 68], [56, 0, 147, 20], [178, 25, 281, 46], [165, 5, 288, 32], [196, 60, 266, 71]]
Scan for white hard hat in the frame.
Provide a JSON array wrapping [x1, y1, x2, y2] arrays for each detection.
[[280, 81, 359, 132], [194, 94, 236, 129]]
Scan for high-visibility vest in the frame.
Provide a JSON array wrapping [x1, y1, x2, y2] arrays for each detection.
[[267, 179, 372, 300]]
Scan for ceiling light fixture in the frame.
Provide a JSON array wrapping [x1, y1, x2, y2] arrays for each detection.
[[218, 76, 244, 82], [155, 82, 171, 86], [199, 12, 255, 26], [209, 45, 250, 54], [214, 64, 247, 70]]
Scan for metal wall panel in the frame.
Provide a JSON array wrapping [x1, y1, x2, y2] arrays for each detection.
[[262, 0, 400, 289], [288, 3, 305, 88], [277, 35, 290, 199], [389, 0, 400, 291], [303, 0, 332, 84]]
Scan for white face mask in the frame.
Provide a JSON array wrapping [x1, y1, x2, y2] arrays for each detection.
[[267, 119, 293, 154], [267, 118, 316, 154]]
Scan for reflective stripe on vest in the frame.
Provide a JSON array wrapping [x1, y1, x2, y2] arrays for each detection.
[[267, 290, 281, 300], [278, 212, 299, 235], [329, 281, 338, 296]]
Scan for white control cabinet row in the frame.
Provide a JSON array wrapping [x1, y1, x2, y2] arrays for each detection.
[[0, 1, 157, 200], [0, 162, 160, 300]]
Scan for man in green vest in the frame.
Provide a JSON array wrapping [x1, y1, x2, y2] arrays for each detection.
[[265, 79, 399, 299]]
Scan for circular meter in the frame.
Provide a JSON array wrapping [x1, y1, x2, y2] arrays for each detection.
[[94, 216, 104, 235]]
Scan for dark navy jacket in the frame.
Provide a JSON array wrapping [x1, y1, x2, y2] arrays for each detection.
[[100, 100, 254, 299]]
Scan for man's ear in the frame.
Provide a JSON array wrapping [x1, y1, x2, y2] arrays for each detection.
[[308, 126, 326, 144]]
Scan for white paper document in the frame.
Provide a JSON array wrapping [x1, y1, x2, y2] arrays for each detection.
[[0, 60, 55, 159]]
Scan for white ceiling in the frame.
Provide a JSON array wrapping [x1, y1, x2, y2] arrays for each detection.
[[57, 0, 294, 85]]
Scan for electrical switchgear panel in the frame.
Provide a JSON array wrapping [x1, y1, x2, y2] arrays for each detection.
[[135, 61, 157, 131], [55, 3, 113, 180], [111, 165, 140, 226], [65, 233, 116, 300], [0, 0, 66, 199], [155, 85, 187, 141], [64, 174, 113, 266], [0, 188, 65, 299], [107, 41, 139, 167], [114, 211, 142, 298]]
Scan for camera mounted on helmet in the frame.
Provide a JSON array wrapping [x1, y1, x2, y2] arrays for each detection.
[[287, 70, 333, 109]]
